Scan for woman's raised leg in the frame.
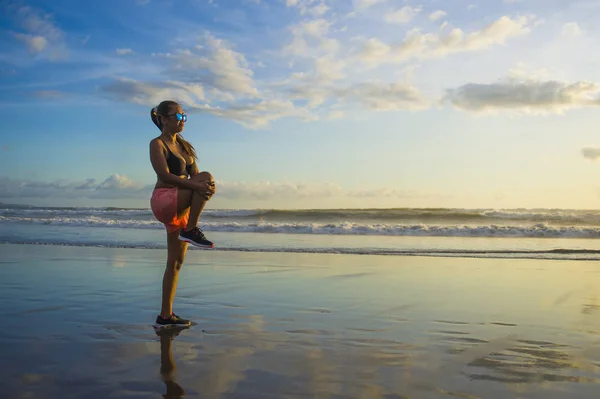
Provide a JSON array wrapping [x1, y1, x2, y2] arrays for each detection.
[[176, 172, 215, 248], [178, 171, 214, 231]]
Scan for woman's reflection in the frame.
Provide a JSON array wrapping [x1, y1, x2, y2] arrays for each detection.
[[156, 327, 187, 398]]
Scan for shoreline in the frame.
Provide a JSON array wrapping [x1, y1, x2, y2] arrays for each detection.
[[3, 241, 600, 262]]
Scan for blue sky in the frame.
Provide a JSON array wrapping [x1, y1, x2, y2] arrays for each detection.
[[2, 0, 600, 209]]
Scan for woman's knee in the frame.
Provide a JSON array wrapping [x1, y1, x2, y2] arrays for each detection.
[[166, 247, 187, 271], [190, 171, 213, 183], [167, 257, 185, 272]]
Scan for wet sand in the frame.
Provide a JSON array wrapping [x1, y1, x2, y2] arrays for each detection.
[[1, 243, 600, 398]]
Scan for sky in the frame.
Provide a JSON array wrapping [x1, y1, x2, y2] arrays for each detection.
[[1, 0, 600, 210]]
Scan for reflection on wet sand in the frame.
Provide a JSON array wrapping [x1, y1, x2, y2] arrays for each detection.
[[467, 339, 599, 384], [582, 295, 600, 316], [3, 246, 600, 399], [4, 311, 600, 398], [157, 327, 187, 399], [144, 312, 600, 399], [141, 281, 600, 398]]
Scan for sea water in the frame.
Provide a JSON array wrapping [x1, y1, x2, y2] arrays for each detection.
[[2, 204, 600, 260]]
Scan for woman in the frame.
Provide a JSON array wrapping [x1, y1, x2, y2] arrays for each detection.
[[149, 100, 216, 328]]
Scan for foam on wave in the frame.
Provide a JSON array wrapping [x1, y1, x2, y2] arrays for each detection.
[[3, 216, 600, 238]]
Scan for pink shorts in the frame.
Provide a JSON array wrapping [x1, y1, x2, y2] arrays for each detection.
[[150, 188, 189, 233]]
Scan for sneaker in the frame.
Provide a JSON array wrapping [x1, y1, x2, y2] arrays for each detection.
[[178, 227, 215, 248], [154, 314, 192, 329]]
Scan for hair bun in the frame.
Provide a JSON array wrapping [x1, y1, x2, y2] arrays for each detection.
[[151, 107, 162, 130]]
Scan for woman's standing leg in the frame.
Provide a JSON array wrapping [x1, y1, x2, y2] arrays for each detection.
[[155, 172, 215, 326], [160, 230, 189, 319]]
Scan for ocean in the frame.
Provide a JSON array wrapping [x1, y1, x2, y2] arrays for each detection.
[[2, 204, 600, 260]]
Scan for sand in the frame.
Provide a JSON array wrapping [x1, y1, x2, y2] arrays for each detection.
[[1, 243, 600, 398]]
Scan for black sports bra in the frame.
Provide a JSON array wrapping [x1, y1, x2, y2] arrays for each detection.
[[160, 138, 193, 176]]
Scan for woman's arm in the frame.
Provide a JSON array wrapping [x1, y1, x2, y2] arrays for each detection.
[[188, 160, 200, 177]]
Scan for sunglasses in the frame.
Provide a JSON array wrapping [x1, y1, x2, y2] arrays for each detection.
[[164, 112, 187, 122]]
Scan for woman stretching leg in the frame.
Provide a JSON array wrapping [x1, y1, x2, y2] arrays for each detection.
[[148, 100, 216, 328]]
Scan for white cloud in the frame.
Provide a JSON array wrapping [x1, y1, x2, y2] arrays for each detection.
[[102, 77, 315, 129], [101, 30, 322, 129], [429, 10, 447, 22], [444, 74, 600, 114], [358, 16, 533, 66], [16, 7, 62, 41], [197, 99, 315, 129], [156, 33, 259, 97], [11, 5, 67, 60], [97, 174, 143, 190], [286, 80, 329, 108], [314, 56, 346, 81], [309, 3, 329, 16], [284, 19, 338, 58], [217, 180, 342, 200], [340, 81, 428, 111], [286, 78, 428, 111], [358, 38, 391, 62], [116, 48, 133, 55], [13, 34, 47, 53], [292, 19, 330, 38], [283, 36, 311, 57], [385, 6, 421, 24], [354, 0, 386, 10], [285, 0, 329, 16], [582, 147, 600, 161], [101, 77, 206, 108], [562, 22, 583, 38]]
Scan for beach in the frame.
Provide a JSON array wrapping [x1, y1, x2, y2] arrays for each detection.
[[5, 0, 600, 396], [2, 243, 600, 398]]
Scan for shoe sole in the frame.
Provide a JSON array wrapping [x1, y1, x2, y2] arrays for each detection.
[[178, 236, 215, 249]]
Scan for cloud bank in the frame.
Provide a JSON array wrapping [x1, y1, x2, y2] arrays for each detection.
[[445, 76, 600, 114], [0, 175, 432, 202]]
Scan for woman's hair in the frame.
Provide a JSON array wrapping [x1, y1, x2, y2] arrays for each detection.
[[151, 100, 197, 160]]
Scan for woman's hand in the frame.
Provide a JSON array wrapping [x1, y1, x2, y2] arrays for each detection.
[[206, 181, 216, 200], [194, 180, 216, 200]]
